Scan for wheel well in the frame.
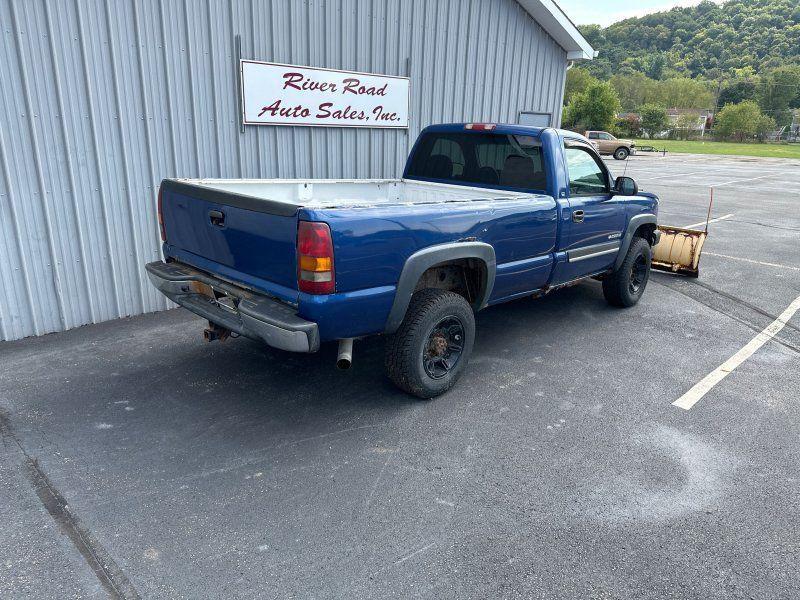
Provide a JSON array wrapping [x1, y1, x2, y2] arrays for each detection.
[[634, 223, 657, 245], [413, 259, 487, 308], [616, 146, 629, 154]]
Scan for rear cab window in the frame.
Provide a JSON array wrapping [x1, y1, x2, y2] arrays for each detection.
[[405, 131, 549, 193]]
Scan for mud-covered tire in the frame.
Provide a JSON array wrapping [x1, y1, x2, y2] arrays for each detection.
[[385, 289, 475, 399], [603, 237, 652, 307], [613, 147, 630, 160]]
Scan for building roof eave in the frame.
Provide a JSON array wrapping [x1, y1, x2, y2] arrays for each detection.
[[516, 0, 596, 61]]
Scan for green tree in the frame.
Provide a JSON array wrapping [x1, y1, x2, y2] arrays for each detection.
[[564, 68, 599, 106], [657, 78, 714, 109], [718, 79, 758, 106], [758, 66, 800, 126], [714, 101, 767, 141], [639, 104, 669, 138], [577, 0, 800, 81], [610, 72, 659, 111], [609, 73, 714, 112], [756, 113, 777, 140], [645, 53, 666, 80], [563, 81, 621, 131]]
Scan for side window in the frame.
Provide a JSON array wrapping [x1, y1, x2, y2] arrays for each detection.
[[430, 138, 465, 177], [587, 132, 599, 139], [565, 146, 609, 196], [600, 133, 613, 141]]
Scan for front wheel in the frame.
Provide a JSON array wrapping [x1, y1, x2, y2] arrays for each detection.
[[602, 237, 652, 307], [385, 289, 475, 399], [613, 147, 630, 160]]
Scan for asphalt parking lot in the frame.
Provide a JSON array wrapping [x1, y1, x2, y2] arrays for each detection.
[[2, 152, 799, 599]]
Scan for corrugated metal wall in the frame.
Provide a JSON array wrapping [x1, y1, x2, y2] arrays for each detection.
[[0, 0, 567, 341]]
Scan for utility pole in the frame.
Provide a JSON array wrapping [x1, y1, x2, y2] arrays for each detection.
[[709, 76, 724, 138]]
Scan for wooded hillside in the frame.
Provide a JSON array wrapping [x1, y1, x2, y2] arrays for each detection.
[[579, 0, 800, 81]]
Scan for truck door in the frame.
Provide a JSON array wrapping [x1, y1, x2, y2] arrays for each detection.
[[556, 142, 626, 282]]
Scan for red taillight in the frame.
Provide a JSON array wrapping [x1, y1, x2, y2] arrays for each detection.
[[297, 221, 335, 294], [465, 123, 496, 131], [157, 187, 167, 242]]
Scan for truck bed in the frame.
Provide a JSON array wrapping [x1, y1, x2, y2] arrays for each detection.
[[158, 175, 555, 333], [176, 178, 536, 210]]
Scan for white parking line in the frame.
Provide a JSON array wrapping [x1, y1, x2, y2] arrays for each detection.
[[703, 252, 800, 272], [673, 294, 800, 410], [645, 170, 707, 181], [712, 174, 772, 187], [646, 181, 786, 191], [681, 213, 735, 229]]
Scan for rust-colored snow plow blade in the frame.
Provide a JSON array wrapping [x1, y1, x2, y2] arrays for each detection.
[[651, 225, 707, 277], [652, 187, 717, 278]]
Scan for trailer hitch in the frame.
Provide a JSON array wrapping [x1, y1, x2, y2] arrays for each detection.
[[203, 322, 231, 342]]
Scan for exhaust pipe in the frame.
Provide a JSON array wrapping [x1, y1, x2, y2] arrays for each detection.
[[336, 338, 354, 370]]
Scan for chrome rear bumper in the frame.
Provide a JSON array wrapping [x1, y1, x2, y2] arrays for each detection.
[[145, 261, 319, 352]]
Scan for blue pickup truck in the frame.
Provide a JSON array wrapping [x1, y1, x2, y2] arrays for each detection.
[[146, 123, 659, 398]]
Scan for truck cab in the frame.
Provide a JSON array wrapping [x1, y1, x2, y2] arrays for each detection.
[[403, 124, 656, 289]]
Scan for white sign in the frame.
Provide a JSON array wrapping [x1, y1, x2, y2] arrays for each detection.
[[240, 60, 410, 128]]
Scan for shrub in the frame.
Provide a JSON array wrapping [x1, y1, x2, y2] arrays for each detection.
[[562, 81, 622, 131], [715, 101, 774, 142]]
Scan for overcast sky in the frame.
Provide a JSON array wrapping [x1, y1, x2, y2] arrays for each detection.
[[562, 0, 722, 27]]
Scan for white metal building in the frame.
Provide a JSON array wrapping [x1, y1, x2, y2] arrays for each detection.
[[0, 0, 592, 341]]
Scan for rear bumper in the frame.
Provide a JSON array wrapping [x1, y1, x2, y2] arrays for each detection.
[[145, 261, 319, 352]]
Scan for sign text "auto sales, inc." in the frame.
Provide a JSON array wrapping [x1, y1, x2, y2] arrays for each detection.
[[241, 60, 409, 128]]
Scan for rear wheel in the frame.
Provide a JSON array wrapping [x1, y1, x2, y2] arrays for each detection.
[[613, 147, 630, 160], [385, 289, 475, 399], [603, 237, 651, 307]]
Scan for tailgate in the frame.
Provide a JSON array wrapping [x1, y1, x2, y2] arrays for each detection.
[[160, 180, 299, 300]]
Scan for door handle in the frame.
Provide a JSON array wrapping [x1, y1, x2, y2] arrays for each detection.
[[572, 210, 585, 223], [209, 209, 225, 227]]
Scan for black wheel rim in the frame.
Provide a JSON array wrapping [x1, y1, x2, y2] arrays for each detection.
[[423, 316, 465, 380], [629, 254, 648, 295]]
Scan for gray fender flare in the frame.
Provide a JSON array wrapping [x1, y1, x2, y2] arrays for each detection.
[[384, 241, 496, 334], [614, 213, 657, 270]]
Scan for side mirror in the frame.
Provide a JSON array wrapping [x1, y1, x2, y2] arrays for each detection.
[[613, 176, 638, 196]]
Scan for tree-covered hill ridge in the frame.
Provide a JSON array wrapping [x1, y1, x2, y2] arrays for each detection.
[[579, 0, 800, 81]]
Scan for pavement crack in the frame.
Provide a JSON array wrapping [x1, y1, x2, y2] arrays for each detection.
[[0, 410, 140, 600]]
